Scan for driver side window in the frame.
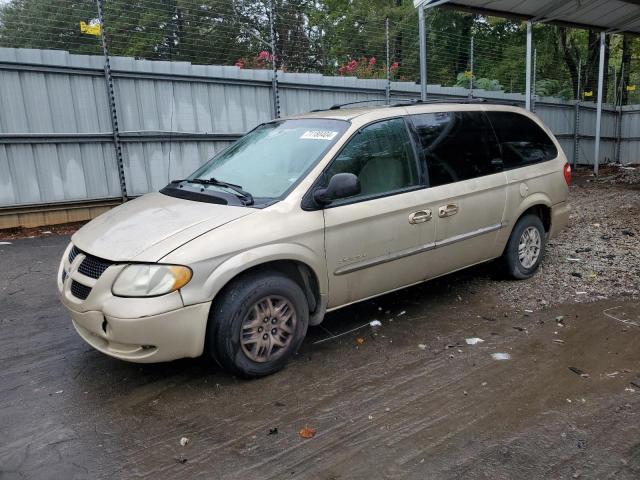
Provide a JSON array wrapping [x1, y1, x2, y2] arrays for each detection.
[[322, 118, 420, 202]]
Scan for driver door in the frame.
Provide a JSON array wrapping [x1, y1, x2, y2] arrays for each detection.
[[320, 118, 438, 308]]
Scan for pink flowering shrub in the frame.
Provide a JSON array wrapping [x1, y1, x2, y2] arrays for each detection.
[[234, 51, 274, 70], [337, 56, 400, 79]]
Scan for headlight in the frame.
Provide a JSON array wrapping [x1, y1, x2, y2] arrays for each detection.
[[112, 264, 192, 297]]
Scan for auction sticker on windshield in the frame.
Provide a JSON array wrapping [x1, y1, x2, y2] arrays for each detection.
[[300, 130, 338, 140]]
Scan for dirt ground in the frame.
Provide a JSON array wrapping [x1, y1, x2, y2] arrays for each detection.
[[1, 175, 639, 479]]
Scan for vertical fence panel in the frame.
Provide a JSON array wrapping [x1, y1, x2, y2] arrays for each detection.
[[0, 47, 637, 211]]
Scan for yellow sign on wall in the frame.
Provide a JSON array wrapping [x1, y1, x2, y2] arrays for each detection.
[[80, 21, 101, 37], [583, 91, 593, 97], [627, 85, 636, 92]]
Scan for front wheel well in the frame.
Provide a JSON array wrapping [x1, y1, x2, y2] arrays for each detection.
[[217, 260, 320, 314]]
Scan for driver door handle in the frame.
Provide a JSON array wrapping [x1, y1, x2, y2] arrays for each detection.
[[408, 209, 432, 224], [438, 203, 459, 218]]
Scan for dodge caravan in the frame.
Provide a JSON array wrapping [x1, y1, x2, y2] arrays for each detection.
[[58, 102, 571, 377]]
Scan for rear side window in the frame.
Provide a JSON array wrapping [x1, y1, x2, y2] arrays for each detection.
[[486, 111, 558, 168], [410, 111, 502, 187]]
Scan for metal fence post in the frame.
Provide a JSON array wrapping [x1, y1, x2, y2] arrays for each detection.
[[96, 0, 127, 202], [525, 20, 532, 111], [268, 0, 280, 119], [418, 5, 427, 101], [385, 17, 391, 104], [531, 48, 537, 113], [573, 62, 581, 168], [469, 35, 474, 98], [594, 31, 606, 175], [615, 64, 625, 164]]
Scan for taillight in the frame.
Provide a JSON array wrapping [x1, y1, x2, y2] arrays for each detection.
[[563, 163, 571, 186]]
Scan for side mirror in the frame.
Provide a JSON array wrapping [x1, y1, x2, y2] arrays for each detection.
[[313, 173, 361, 205]]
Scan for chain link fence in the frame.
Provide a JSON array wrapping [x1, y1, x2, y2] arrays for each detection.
[[1, 1, 638, 105], [0, 1, 639, 227]]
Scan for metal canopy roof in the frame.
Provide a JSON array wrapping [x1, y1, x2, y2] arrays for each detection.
[[416, 0, 640, 35]]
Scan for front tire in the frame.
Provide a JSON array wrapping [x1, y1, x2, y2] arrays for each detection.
[[502, 214, 546, 279], [207, 271, 309, 378]]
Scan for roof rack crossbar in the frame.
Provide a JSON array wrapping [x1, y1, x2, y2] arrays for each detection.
[[327, 99, 389, 110], [390, 97, 489, 107], [310, 96, 521, 113]]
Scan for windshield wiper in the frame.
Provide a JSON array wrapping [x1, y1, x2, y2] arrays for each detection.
[[178, 177, 254, 205]]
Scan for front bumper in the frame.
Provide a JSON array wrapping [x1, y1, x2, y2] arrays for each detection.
[[58, 243, 211, 363], [68, 303, 211, 363]]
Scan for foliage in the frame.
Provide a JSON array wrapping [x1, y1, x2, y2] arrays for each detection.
[[535, 79, 573, 99], [455, 72, 503, 91], [0, 0, 638, 102], [336, 56, 399, 79], [235, 51, 273, 70]]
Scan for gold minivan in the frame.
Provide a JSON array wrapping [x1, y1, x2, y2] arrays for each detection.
[[58, 102, 571, 377]]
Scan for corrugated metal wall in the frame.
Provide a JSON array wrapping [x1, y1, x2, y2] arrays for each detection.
[[0, 47, 633, 210]]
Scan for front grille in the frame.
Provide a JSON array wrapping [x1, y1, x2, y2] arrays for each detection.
[[68, 245, 80, 263], [71, 280, 92, 300], [61, 270, 67, 283], [78, 254, 113, 279]]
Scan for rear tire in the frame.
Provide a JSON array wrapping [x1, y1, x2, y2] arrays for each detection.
[[207, 271, 308, 378], [502, 214, 546, 280]]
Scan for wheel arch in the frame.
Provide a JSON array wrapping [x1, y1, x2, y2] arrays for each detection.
[[202, 244, 326, 318], [500, 195, 552, 256], [509, 194, 552, 233]]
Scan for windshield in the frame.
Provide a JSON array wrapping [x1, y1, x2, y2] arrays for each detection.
[[187, 119, 349, 200]]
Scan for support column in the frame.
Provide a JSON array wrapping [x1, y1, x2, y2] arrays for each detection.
[[573, 62, 582, 168], [96, 0, 127, 201], [594, 31, 606, 175], [385, 17, 391, 104], [469, 36, 474, 98], [525, 20, 533, 111], [269, 0, 280, 119], [419, 5, 427, 101]]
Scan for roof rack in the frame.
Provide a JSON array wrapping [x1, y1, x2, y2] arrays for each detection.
[[310, 96, 519, 113], [390, 97, 488, 107], [309, 99, 389, 113]]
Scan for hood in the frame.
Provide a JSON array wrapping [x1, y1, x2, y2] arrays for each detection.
[[72, 192, 252, 262]]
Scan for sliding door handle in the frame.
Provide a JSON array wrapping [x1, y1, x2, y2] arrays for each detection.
[[438, 203, 459, 218]]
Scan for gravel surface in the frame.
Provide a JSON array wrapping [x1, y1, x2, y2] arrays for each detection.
[[593, 163, 640, 185], [476, 175, 640, 309]]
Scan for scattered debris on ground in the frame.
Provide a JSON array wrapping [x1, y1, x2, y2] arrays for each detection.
[[491, 353, 511, 360], [593, 163, 640, 185], [298, 426, 317, 439], [569, 367, 590, 379], [0, 221, 87, 241]]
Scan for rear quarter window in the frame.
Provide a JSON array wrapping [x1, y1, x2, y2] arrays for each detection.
[[486, 111, 558, 169]]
